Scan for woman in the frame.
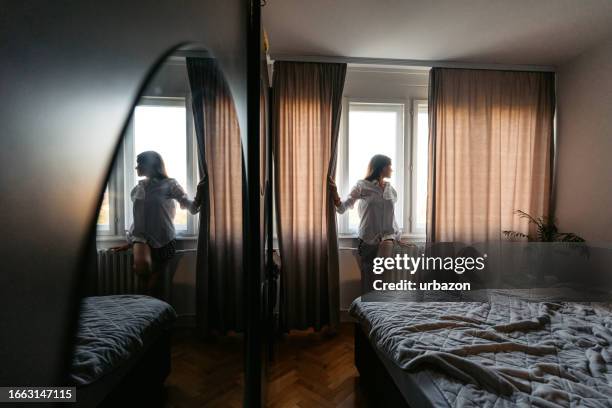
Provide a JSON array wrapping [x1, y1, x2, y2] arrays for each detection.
[[114, 151, 204, 299], [331, 154, 400, 294]]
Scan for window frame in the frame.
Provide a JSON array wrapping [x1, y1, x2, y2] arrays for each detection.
[[336, 97, 427, 239], [96, 183, 117, 236], [410, 99, 428, 236], [98, 96, 199, 240], [97, 142, 126, 237]]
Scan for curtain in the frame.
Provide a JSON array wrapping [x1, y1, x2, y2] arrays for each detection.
[[426, 68, 555, 243], [187, 58, 243, 335], [272, 61, 346, 331]]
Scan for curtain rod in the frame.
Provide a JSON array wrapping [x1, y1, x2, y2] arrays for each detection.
[[270, 54, 556, 72]]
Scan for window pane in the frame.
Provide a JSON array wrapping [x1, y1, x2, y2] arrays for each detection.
[[414, 103, 428, 232], [347, 104, 403, 232], [133, 104, 188, 231], [97, 187, 110, 230]]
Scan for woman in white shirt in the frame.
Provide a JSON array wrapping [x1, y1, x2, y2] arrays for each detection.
[[331, 154, 399, 294], [114, 151, 204, 298]]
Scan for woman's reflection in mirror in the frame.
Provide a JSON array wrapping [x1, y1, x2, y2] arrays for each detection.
[[111, 150, 206, 299]]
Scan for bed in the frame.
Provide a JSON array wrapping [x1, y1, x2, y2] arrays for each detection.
[[70, 295, 177, 407], [350, 290, 612, 407]]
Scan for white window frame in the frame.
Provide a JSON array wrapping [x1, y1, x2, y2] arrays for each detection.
[[97, 142, 126, 236], [410, 99, 428, 236], [336, 97, 427, 239], [96, 182, 117, 235], [98, 96, 199, 240]]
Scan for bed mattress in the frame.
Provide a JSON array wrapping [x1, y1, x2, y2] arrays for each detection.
[[70, 295, 176, 386], [350, 291, 612, 407]]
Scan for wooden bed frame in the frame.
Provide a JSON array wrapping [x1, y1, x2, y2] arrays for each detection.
[[354, 323, 410, 408]]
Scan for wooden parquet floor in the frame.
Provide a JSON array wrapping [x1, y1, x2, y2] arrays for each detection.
[[164, 323, 367, 408], [165, 330, 245, 408], [266, 323, 367, 408]]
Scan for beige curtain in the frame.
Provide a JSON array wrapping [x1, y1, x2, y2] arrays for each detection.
[[187, 58, 243, 334], [272, 61, 346, 331], [427, 68, 555, 243]]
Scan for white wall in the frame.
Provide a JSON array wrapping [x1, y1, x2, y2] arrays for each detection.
[[343, 66, 428, 100], [556, 37, 612, 242], [338, 67, 429, 312]]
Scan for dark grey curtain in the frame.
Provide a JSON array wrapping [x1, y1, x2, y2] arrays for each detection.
[[272, 61, 346, 331], [187, 58, 244, 335]]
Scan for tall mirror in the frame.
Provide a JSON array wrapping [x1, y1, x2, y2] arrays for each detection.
[[73, 46, 245, 407]]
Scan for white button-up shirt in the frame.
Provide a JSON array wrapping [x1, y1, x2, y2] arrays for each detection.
[[128, 178, 199, 248], [336, 179, 400, 244]]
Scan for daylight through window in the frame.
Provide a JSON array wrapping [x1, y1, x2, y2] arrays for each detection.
[[337, 100, 428, 237]]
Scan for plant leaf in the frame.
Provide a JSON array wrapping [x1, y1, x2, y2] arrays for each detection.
[[514, 209, 541, 228], [555, 233, 589, 258], [557, 232, 585, 243], [502, 230, 530, 241]]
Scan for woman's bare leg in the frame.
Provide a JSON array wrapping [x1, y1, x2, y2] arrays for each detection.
[[148, 259, 170, 300], [132, 243, 152, 293], [377, 239, 395, 282], [377, 239, 394, 258]]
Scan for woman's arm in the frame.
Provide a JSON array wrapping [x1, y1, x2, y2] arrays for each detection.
[[169, 179, 204, 214], [332, 180, 361, 214], [383, 183, 398, 203], [109, 242, 131, 252]]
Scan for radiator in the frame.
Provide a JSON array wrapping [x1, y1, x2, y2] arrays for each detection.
[[96, 249, 140, 295]]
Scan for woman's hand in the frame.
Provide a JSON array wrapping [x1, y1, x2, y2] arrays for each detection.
[[397, 239, 416, 249], [196, 178, 207, 191], [328, 177, 341, 207], [194, 178, 207, 206], [109, 243, 131, 252]]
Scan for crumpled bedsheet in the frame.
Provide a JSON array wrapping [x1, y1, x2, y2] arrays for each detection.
[[350, 292, 612, 407], [70, 295, 176, 385]]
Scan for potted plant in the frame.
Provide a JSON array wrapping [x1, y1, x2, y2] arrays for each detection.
[[502, 210, 587, 286], [502, 210, 585, 243]]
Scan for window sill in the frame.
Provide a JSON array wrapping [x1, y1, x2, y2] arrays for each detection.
[[338, 233, 426, 240], [96, 235, 199, 242], [401, 233, 426, 240], [337, 234, 425, 251], [175, 234, 199, 241]]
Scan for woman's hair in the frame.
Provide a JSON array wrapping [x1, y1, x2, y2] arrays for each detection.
[[136, 151, 168, 179], [364, 154, 392, 181]]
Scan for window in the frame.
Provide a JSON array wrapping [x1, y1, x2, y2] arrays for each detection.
[[341, 102, 405, 233], [97, 187, 111, 231], [336, 99, 428, 237], [98, 97, 199, 238], [127, 103, 189, 231], [412, 100, 428, 234]]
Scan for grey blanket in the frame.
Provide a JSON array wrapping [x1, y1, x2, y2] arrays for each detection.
[[350, 292, 612, 407], [71, 295, 176, 385]]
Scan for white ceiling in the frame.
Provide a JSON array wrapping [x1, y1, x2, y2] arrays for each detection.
[[263, 0, 612, 67]]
